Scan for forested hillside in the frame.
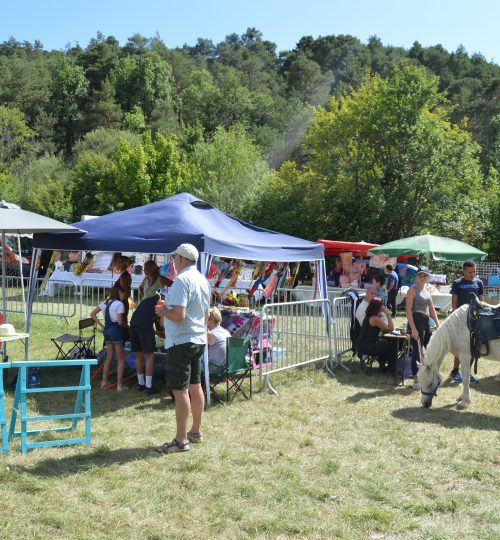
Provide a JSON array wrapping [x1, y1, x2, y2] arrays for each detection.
[[1, 30, 499, 255]]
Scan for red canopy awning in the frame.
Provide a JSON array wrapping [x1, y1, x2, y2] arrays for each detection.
[[317, 240, 380, 257]]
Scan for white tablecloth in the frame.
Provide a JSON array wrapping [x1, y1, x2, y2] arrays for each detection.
[[289, 285, 366, 304], [43, 271, 144, 296], [397, 290, 452, 312]]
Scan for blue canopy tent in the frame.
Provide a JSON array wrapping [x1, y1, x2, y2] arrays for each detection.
[[33, 193, 324, 261], [30, 193, 329, 402]]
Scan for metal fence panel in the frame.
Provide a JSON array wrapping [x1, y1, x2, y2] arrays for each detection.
[[330, 296, 353, 371], [257, 299, 332, 394], [78, 278, 139, 319], [0, 276, 77, 322], [0, 276, 28, 316], [34, 278, 77, 320]]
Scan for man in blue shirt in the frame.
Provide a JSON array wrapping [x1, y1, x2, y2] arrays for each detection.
[[384, 264, 399, 317], [449, 260, 485, 383]]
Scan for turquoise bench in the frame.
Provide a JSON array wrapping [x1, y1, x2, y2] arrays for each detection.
[[9, 359, 97, 455], [0, 362, 11, 453]]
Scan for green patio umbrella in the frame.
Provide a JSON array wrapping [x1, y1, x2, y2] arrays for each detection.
[[367, 234, 487, 262]]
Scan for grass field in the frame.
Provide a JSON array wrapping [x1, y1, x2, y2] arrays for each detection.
[[1, 312, 499, 539]]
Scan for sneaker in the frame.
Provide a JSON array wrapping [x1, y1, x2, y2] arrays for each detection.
[[450, 369, 462, 383], [469, 374, 479, 384], [187, 430, 203, 443], [138, 384, 146, 392], [145, 386, 161, 395], [117, 384, 129, 392], [155, 439, 190, 454]]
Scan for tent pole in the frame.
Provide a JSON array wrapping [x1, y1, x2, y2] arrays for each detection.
[[17, 234, 26, 330], [25, 248, 40, 360], [1, 231, 6, 360], [199, 252, 211, 407], [316, 258, 335, 376]]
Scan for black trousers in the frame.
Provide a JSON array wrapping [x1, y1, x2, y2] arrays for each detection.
[[357, 339, 397, 372], [410, 312, 431, 375], [387, 289, 398, 317]]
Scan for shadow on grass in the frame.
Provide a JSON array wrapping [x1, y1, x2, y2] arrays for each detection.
[[3, 366, 175, 418], [345, 386, 415, 403], [11, 446, 155, 478], [466, 374, 500, 397], [392, 406, 500, 431]]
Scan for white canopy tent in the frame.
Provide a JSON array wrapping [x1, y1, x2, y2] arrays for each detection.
[[0, 201, 83, 359]]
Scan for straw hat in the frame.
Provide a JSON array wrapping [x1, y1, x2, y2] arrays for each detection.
[[0, 323, 19, 336]]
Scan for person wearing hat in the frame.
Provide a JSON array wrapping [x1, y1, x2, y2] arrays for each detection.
[[154, 243, 210, 455], [405, 266, 440, 388]]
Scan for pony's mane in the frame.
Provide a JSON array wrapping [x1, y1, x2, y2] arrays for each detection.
[[424, 305, 467, 371]]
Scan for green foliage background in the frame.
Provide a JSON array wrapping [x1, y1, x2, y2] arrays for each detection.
[[0, 30, 498, 256]]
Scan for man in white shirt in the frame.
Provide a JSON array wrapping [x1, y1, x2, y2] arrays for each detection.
[[154, 244, 210, 455], [355, 287, 376, 327]]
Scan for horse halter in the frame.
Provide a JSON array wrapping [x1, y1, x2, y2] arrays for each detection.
[[421, 380, 440, 399]]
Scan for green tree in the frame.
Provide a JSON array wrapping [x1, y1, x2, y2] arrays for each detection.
[[304, 63, 491, 246], [48, 53, 88, 154], [73, 127, 141, 158], [16, 156, 72, 221], [0, 105, 33, 166], [71, 151, 115, 218], [244, 160, 317, 239], [187, 125, 268, 215]]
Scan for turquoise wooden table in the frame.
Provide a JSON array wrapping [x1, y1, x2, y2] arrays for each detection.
[[9, 359, 97, 455], [0, 362, 11, 453]]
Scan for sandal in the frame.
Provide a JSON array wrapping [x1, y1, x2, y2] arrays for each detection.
[[155, 439, 190, 454], [187, 430, 203, 443]]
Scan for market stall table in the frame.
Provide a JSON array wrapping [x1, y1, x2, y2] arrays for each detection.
[[397, 290, 452, 312], [290, 285, 366, 304], [383, 332, 411, 384], [43, 271, 144, 296]]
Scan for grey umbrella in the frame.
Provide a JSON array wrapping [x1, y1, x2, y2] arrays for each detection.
[[0, 201, 82, 234]]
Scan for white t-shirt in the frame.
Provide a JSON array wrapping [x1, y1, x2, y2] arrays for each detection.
[[99, 299, 125, 323], [355, 300, 388, 326]]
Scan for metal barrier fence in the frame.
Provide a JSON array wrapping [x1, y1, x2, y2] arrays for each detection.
[[257, 299, 333, 394], [78, 278, 138, 319], [0, 277, 77, 322], [34, 278, 78, 321], [330, 296, 353, 371], [0, 275, 28, 316]]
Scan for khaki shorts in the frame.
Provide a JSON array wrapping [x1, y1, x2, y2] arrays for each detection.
[[165, 343, 205, 390]]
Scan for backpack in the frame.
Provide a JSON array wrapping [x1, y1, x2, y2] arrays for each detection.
[[343, 288, 361, 352]]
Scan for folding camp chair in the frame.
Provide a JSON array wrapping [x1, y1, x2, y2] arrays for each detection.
[[51, 318, 96, 360], [209, 335, 252, 404]]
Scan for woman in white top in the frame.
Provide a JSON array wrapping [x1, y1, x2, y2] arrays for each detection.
[[207, 307, 231, 371], [91, 286, 129, 391]]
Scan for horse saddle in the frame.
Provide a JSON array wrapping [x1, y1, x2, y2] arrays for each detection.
[[467, 295, 500, 358]]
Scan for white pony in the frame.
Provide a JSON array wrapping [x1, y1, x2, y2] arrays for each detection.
[[418, 304, 500, 409]]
